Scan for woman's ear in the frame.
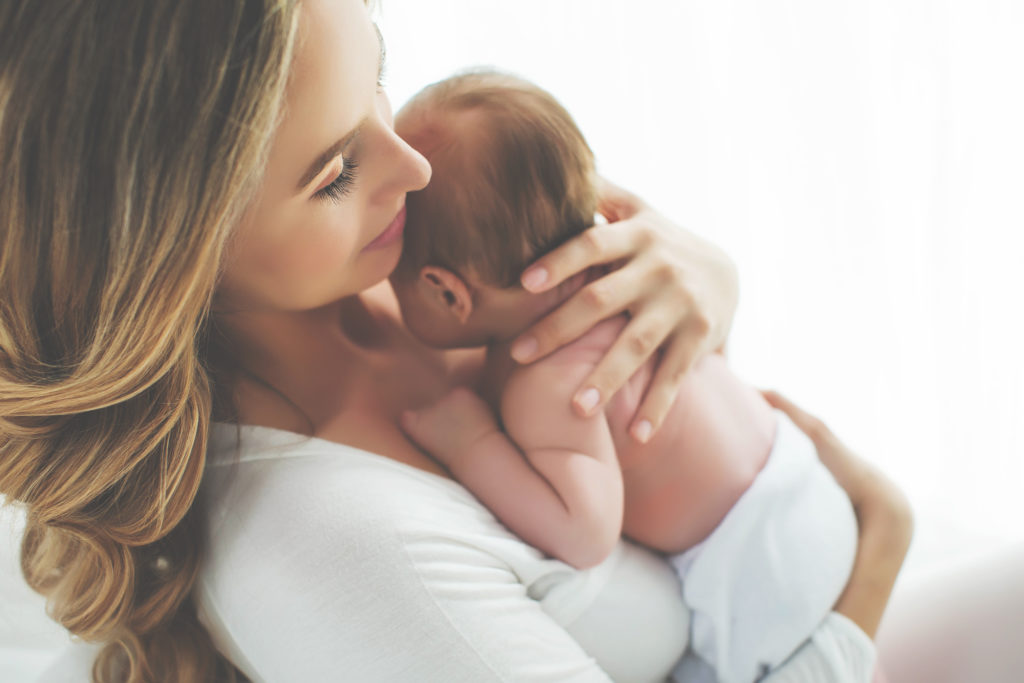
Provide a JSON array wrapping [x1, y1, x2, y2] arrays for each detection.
[[419, 266, 474, 324]]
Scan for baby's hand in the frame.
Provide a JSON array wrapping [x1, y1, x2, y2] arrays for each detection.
[[400, 387, 500, 467]]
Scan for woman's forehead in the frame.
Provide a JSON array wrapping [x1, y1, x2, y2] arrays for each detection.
[[270, 0, 379, 195]]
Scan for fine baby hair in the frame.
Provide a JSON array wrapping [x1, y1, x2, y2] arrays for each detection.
[[393, 70, 598, 288]]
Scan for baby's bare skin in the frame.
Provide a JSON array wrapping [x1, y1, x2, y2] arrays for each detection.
[[500, 315, 776, 555], [403, 312, 777, 566], [591, 320, 776, 552]]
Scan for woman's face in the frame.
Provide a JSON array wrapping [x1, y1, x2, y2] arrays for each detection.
[[217, 0, 431, 312]]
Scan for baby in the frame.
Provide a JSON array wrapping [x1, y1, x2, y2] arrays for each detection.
[[392, 71, 858, 683]]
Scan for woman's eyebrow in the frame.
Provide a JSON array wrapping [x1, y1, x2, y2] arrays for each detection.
[[295, 25, 386, 192], [296, 125, 363, 191]]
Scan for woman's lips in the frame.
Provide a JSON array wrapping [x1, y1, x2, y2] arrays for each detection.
[[363, 205, 406, 251]]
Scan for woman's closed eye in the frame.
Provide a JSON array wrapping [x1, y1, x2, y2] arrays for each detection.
[[315, 157, 359, 202]]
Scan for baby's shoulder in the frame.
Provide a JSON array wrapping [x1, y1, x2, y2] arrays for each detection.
[[499, 316, 627, 422]]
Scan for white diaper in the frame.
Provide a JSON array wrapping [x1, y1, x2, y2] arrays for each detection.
[[670, 410, 858, 683]]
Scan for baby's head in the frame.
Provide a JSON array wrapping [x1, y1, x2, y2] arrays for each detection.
[[390, 70, 597, 348]]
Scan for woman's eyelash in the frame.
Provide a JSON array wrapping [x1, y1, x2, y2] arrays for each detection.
[[375, 23, 387, 89], [377, 54, 388, 89], [315, 158, 359, 202]]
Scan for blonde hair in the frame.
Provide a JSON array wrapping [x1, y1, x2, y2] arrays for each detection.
[[394, 71, 597, 288], [0, 1, 299, 680]]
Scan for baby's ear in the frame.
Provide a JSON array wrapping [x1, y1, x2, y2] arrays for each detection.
[[419, 266, 474, 324]]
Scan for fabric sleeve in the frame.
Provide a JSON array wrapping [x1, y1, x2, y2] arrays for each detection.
[[197, 460, 616, 683], [761, 612, 876, 683]]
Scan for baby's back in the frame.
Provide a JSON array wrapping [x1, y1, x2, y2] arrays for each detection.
[[568, 317, 777, 553]]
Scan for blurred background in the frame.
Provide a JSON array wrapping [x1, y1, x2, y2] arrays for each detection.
[[377, 0, 1024, 567], [4, 0, 1022, 679]]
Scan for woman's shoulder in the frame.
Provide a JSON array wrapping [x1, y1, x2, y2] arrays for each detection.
[[202, 423, 483, 536], [200, 422, 556, 575], [196, 423, 689, 683]]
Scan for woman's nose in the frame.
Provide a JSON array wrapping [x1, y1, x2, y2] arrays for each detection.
[[401, 136, 432, 193], [375, 124, 431, 200], [376, 92, 432, 195]]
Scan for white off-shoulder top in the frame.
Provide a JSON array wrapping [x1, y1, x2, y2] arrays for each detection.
[[194, 424, 875, 683]]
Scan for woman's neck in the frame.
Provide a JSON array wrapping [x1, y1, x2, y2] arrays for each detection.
[[213, 284, 406, 425]]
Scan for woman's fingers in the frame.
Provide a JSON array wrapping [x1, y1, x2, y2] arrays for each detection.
[[762, 389, 852, 483], [519, 220, 641, 294], [629, 329, 706, 442], [512, 264, 641, 363], [595, 177, 644, 223], [569, 310, 676, 419], [515, 186, 739, 441], [762, 389, 838, 451], [762, 389, 879, 509]]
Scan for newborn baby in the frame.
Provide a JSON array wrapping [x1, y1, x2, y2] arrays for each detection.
[[392, 70, 857, 683]]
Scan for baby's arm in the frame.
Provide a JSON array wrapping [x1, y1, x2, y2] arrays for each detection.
[[499, 355, 624, 569], [401, 358, 622, 569]]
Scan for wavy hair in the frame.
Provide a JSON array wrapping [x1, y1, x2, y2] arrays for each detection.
[[0, 1, 299, 680]]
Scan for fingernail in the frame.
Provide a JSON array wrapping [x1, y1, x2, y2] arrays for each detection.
[[511, 336, 537, 362], [632, 419, 652, 444], [574, 387, 601, 415], [521, 267, 548, 292]]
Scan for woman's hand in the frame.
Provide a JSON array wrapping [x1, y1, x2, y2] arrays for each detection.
[[511, 178, 739, 443], [763, 390, 914, 639]]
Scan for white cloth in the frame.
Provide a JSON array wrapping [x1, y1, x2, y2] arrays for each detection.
[[671, 412, 858, 683], [197, 424, 687, 683], [190, 422, 874, 683]]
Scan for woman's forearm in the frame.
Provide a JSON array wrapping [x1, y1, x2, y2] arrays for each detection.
[[761, 390, 915, 640], [833, 475, 914, 638], [831, 479, 913, 638]]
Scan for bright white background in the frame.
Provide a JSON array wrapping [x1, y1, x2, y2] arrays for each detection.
[[3, 1, 1022, 680], [377, 0, 1024, 570]]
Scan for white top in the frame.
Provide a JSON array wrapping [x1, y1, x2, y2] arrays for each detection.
[[194, 424, 877, 683]]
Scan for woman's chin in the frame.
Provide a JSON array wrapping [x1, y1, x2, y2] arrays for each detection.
[[354, 240, 404, 292]]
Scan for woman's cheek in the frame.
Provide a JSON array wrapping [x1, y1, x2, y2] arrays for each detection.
[[378, 90, 394, 127], [254, 214, 360, 305]]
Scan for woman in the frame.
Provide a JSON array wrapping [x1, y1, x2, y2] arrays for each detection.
[[1, 1, 911, 681]]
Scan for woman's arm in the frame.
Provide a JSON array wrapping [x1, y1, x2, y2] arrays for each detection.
[[511, 179, 739, 442], [763, 391, 914, 638], [757, 391, 913, 683]]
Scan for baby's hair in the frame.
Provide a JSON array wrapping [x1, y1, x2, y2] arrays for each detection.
[[394, 70, 597, 288]]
